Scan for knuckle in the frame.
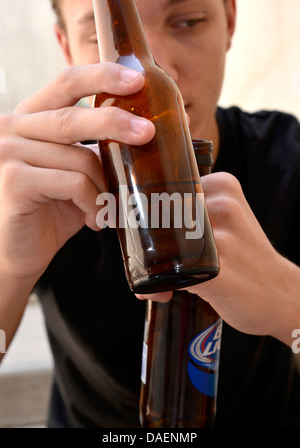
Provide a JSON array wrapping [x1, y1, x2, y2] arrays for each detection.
[[98, 106, 122, 139], [53, 107, 75, 141], [99, 61, 117, 79], [95, 62, 124, 90], [215, 171, 242, 195], [223, 196, 241, 218], [0, 160, 23, 188], [0, 136, 14, 162], [0, 116, 16, 162], [208, 195, 241, 224], [57, 67, 75, 92], [56, 67, 82, 104], [73, 171, 91, 191], [81, 146, 100, 168], [0, 114, 11, 134], [100, 106, 117, 127], [95, 104, 153, 146]]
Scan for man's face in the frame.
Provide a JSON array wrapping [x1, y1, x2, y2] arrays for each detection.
[[58, 0, 235, 139]]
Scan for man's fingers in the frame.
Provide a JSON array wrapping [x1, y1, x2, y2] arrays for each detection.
[[14, 63, 145, 114], [1, 162, 101, 231], [12, 106, 155, 146], [0, 137, 105, 194], [11, 63, 155, 150]]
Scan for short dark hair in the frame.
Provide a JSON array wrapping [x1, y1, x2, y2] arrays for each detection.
[[51, 0, 229, 30], [51, 0, 65, 29]]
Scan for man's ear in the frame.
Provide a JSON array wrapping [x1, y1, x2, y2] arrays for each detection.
[[225, 0, 236, 51], [53, 23, 74, 66]]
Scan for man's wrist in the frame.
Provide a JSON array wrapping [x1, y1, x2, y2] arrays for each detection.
[[269, 255, 300, 348], [0, 270, 39, 359]]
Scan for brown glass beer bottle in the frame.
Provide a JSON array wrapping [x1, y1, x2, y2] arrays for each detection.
[[93, 0, 219, 294], [139, 141, 222, 428]]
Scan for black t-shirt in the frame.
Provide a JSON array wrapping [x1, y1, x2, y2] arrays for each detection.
[[36, 106, 300, 428]]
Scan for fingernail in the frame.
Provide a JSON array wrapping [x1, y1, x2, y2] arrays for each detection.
[[130, 117, 148, 134], [120, 69, 140, 84]]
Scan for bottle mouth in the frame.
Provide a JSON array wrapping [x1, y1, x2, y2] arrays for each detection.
[[192, 139, 213, 153], [192, 139, 214, 167]]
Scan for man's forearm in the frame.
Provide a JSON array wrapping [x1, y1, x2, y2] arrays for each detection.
[[0, 272, 38, 361]]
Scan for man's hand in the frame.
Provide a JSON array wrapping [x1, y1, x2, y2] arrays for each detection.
[[0, 63, 155, 356], [0, 63, 155, 281], [137, 172, 300, 347]]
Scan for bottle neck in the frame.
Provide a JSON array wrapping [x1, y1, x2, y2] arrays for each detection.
[[192, 139, 214, 176], [93, 0, 154, 66]]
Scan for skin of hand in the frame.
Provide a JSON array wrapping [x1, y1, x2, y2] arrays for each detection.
[[0, 63, 155, 281]]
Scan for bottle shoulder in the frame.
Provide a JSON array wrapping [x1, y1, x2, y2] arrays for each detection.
[[94, 60, 182, 117], [117, 55, 179, 93], [142, 64, 180, 105]]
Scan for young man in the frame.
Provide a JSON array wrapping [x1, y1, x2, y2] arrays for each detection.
[[0, 0, 299, 427]]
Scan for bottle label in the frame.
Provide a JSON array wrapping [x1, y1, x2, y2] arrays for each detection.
[[188, 319, 222, 397], [141, 341, 148, 384]]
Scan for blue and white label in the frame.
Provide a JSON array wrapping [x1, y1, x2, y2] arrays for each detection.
[[188, 319, 222, 397], [189, 319, 222, 370]]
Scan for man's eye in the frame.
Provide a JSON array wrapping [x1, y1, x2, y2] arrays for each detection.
[[173, 18, 206, 29]]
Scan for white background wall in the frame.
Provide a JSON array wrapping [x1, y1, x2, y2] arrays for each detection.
[[0, 0, 65, 114], [0, 0, 299, 118], [219, 0, 300, 119]]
